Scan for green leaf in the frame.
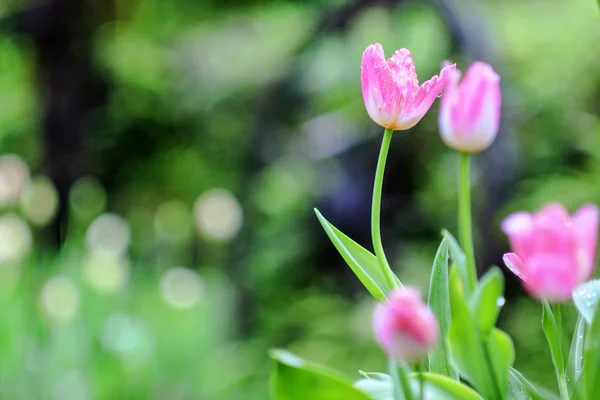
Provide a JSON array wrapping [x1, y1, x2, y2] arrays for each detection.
[[314, 209, 388, 300], [567, 315, 585, 396], [487, 328, 515, 397], [354, 373, 393, 400], [448, 266, 495, 399], [409, 373, 484, 400], [427, 237, 458, 379], [584, 300, 600, 400], [443, 230, 475, 298], [508, 368, 560, 400], [572, 279, 600, 324], [542, 300, 565, 375], [270, 349, 374, 400], [471, 267, 505, 340]]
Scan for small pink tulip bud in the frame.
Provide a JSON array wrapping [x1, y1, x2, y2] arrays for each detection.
[[438, 62, 501, 153], [373, 287, 439, 362], [501, 203, 599, 302], [361, 44, 455, 131]]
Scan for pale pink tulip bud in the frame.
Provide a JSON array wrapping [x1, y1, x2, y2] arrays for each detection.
[[373, 287, 439, 362], [501, 203, 599, 302], [361, 44, 455, 131], [438, 62, 501, 152]]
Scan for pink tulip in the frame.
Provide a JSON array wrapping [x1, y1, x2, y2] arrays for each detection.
[[361, 44, 455, 131], [373, 287, 439, 362], [501, 203, 599, 302], [438, 62, 501, 153]]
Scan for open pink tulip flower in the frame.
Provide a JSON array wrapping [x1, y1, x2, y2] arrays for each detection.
[[501, 203, 599, 303], [373, 287, 439, 362], [438, 62, 501, 153], [361, 44, 455, 131]]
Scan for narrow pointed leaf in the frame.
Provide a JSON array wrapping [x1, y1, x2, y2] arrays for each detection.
[[315, 208, 388, 300], [567, 315, 585, 394], [542, 300, 565, 375], [427, 237, 457, 379]]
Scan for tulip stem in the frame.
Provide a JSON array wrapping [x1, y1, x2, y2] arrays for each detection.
[[458, 152, 477, 293], [415, 361, 425, 400], [372, 128, 399, 292]]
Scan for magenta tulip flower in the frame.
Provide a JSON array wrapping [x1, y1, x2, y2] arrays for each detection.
[[361, 44, 455, 131], [501, 203, 599, 302], [438, 62, 501, 153], [373, 287, 439, 362]]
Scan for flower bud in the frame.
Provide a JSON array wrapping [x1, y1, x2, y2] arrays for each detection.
[[361, 44, 455, 131], [501, 203, 599, 302], [373, 287, 439, 362], [438, 62, 501, 152]]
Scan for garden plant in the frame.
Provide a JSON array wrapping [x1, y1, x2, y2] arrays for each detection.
[[270, 42, 600, 400]]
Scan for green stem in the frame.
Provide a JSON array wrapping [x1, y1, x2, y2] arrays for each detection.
[[372, 128, 399, 291], [458, 152, 477, 293], [415, 361, 425, 400], [552, 304, 569, 400], [389, 359, 414, 400]]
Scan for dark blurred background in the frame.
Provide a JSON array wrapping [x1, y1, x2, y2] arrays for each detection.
[[0, 0, 598, 398]]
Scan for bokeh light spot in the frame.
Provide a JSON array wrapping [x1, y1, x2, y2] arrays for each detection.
[[193, 188, 243, 241], [19, 175, 59, 227], [82, 251, 130, 293], [159, 267, 204, 309], [40, 276, 80, 321], [86, 213, 131, 255], [0, 213, 32, 265], [0, 154, 29, 208]]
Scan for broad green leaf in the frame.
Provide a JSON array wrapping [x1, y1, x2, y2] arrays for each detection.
[[409, 373, 484, 400], [354, 373, 392, 400], [487, 328, 515, 397], [448, 267, 495, 399], [427, 237, 458, 379], [315, 209, 388, 300], [471, 267, 505, 340], [542, 300, 565, 375], [584, 300, 600, 399], [572, 279, 600, 324], [443, 230, 475, 298], [567, 315, 585, 397], [270, 349, 373, 400], [508, 368, 560, 400]]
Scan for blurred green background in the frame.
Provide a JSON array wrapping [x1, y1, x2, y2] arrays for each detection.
[[0, 0, 598, 398]]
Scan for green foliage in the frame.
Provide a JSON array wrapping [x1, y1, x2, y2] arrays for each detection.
[[541, 301, 565, 378], [315, 209, 389, 300], [583, 301, 600, 399], [270, 349, 374, 400], [448, 257, 516, 400], [427, 237, 458, 379], [355, 371, 484, 400]]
